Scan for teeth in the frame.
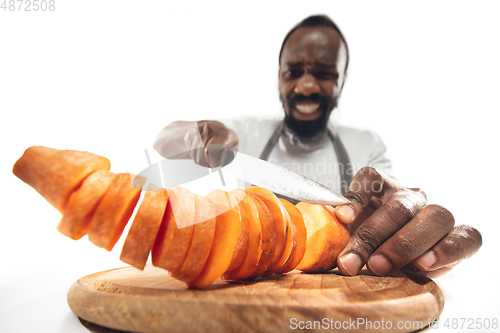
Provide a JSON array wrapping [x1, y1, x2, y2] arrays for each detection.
[[295, 104, 319, 114]]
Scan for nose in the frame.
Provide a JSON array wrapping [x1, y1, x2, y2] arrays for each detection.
[[294, 73, 320, 96]]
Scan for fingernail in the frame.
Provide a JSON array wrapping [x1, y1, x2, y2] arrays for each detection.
[[415, 251, 437, 270], [338, 253, 362, 276], [368, 255, 392, 276], [335, 205, 355, 223]]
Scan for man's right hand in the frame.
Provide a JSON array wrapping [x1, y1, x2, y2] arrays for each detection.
[[154, 120, 238, 168], [185, 121, 238, 167]]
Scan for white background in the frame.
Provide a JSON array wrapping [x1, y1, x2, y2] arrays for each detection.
[[1, 1, 499, 332]]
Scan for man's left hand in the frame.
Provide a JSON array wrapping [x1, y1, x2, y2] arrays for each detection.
[[334, 166, 482, 277]]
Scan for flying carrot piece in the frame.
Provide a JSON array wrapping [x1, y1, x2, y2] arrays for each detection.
[[190, 189, 241, 289], [120, 184, 168, 270], [222, 190, 262, 281], [87, 173, 146, 251], [245, 192, 276, 278], [57, 170, 117, 240], [172, 194, 216, 284], [12, 146, 111, 212], [152, 186, 197, 274], [245, 186, 288, 273], [278, 199, 307, 273], [265, 200, 297, 275], [295, 202, 350, 273]]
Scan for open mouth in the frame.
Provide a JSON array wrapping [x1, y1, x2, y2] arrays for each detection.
[[296, 103, 319, 114], [293, 102, 322, 121]]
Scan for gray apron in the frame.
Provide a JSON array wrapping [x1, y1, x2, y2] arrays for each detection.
[[258, 120, 352, 203]]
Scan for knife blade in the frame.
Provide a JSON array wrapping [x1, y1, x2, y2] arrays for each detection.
[[220, 150, 350, 206]]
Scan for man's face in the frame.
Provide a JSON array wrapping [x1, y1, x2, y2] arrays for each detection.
[[279, 27, 348, 138]]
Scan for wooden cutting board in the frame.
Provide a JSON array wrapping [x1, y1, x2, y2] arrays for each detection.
[[67, 265, 443, 333]]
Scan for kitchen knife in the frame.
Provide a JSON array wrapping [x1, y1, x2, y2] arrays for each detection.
[[220, 150, 350, 206]]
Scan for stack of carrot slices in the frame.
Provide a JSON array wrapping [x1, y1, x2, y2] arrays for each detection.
[[13, 146, 350, 289], [148, 186, 310, 288]]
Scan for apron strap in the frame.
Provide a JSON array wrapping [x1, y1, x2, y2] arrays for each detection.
[[259, 121, 285, 161], [258, 119, 352, 198], [327, 125, 353, 195]]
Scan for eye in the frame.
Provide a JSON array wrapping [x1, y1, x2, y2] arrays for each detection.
[[314, 71, 339, 80], [284, 69, 303, 79]]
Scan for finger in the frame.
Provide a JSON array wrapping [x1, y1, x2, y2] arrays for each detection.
[[334, 166, 386, 224], [187, 132, 201, 162], [201, 123, 220, 167], [192, 127, 209, 167], [219, 147, 236, 166], [411, 224, 482, 272], [336, 191, 427, 276], [205, 131, 238, 167], [183, 123, 203, 162], [365, 204, 455, 276], [401, 262, 457, 279], [345, 201, 378, 234], [205, 136, 222, 168]]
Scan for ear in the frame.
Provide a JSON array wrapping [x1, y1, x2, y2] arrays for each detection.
[[278, 67, 283, 91], [340, 70, 348, 92]]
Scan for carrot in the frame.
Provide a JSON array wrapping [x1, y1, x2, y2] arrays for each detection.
[[245, 186, 288, 273], [295, 202, 350, 273], [190, 189, 241, 289], [222, 190, 262, 280], [172, 194, 217, 284], [13, 144, 354, 287], [57, 170, 117, 240], [224, 193, 249, 273], [278, 199, 307, 273], [265, 199, 297, 275], [120, 184, 168, 270], [245, 192, 276, 278], [151, 186, 197, 274], [87, 173, 145, 251], [12, 146, 110, 212]]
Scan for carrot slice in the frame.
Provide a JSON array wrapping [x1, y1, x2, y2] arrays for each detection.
[[222, 190, 262, 280], [152, 186, 197, 274], [245, 192, 276, 278], [265, 199, 298, 275], [224, 192, 249, 273], [87, 173, 145, 251], [57, 170, 116, 240], [278, 199, 307, 273], [190, 189, 241, 289], [13, 146, 111, 212], [120, 184, 169, 270], [295, 202, 350, 273], [172, 194, 217, 284], [245, 186, 288, 273]]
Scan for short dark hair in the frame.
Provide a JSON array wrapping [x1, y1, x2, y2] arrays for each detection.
[[278, 15, 350, 71]]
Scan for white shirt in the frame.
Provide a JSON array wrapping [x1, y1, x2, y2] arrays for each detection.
[[219, 115, 393, 194]]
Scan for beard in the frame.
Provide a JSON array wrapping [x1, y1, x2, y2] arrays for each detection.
[[280, 93, 339, 139]]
